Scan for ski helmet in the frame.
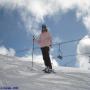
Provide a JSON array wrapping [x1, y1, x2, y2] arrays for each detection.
[[42, 24, 47, 29]]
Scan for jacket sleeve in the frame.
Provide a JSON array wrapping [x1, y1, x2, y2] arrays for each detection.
[[48, 33, 52, 46]]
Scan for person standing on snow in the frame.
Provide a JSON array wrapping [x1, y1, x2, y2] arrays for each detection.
[[34, 24, 52, 73]]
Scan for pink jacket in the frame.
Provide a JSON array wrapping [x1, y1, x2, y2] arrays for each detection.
[[38, 32, 52, 48]]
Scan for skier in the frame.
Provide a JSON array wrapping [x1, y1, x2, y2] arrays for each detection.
[[34, 24, 53, 73]]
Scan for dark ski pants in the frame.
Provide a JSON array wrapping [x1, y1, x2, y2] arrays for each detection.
[[41, 46, 52, 69]]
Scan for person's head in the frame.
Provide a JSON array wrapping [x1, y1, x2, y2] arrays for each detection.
[[42, 24, 48, 33]]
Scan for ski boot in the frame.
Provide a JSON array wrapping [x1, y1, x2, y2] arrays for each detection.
[[44, 68, 53, 73]]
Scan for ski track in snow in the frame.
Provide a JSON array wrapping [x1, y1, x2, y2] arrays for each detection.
[[0, 54, 90, 90]]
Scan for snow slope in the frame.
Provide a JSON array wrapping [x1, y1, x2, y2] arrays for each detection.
[[0, 54, 90, 90]]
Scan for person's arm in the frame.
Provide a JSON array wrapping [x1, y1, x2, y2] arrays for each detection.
[[48, 33, 52, 47]]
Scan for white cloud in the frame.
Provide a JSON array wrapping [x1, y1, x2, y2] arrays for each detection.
[[77, 35, 90, 69], [83, 16, 90, 35], [1, 0, 90, 68], [53, 37, 62, 43], [0, 0, 90, 33], [0, 0, 24, 9], [0, 46, 16, 56]]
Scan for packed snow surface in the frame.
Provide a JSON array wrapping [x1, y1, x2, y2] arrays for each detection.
[[0, 54, 90, 90]]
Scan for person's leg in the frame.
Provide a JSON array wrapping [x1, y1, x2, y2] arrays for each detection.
[[41, 47, 47, 67], [44, 47, 52, 69], [41, 47, 52, 69]]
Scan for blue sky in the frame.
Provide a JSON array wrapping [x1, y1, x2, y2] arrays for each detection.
[[0, 9, 32, 54], [0, 8, 87, 66], [0, 0, 90, 68]]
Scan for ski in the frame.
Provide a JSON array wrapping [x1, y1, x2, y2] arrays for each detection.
[[43, 69, 56, 74]]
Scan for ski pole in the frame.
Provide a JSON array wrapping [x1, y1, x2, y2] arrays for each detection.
[[32, 35, 35, 68]]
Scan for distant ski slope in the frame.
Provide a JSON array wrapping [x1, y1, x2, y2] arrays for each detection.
[[0, 54, 90, 90]]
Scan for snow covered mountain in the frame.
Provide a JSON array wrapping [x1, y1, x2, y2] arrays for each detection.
[[0, 54, 90, 90]]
